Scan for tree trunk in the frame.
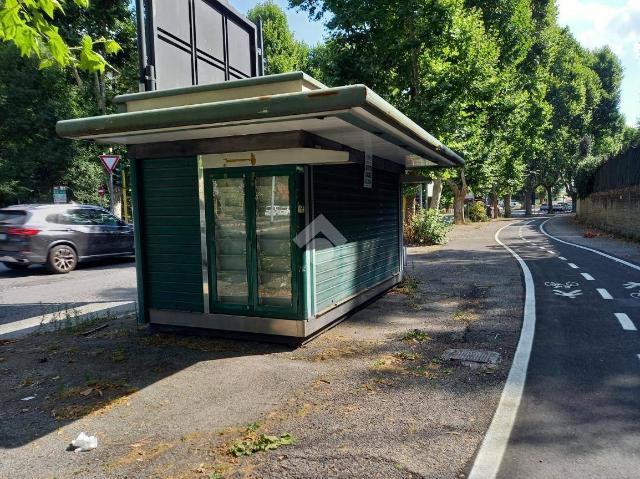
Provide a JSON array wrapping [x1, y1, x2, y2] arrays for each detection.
[[453, 191, 465, 224], [570, 192, 577, 213], [491, 189, 499, 219], [524, 186, 533, 216], [503, 193, 512, 218], [447, 171, 468, 225], [404, 195, 415, 224], [546, 186, 554, 216], [429, 178, 443, 211]]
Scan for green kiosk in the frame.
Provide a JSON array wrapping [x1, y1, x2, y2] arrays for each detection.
[[57, 72, 463, 340]]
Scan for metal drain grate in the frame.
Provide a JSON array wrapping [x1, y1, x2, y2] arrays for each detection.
[[442, 349, 501, 365]]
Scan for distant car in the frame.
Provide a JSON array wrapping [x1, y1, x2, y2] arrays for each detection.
[[0, 204, 134, 274], [264, 205, 290, 217], [539, 203, 564, 213]]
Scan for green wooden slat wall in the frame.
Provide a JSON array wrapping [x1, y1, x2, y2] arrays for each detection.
[[313, 164, 400, 313], [139, 157, 204, 313]]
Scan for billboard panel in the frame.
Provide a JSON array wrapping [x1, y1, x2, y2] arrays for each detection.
[[140, 0, 264, 91]]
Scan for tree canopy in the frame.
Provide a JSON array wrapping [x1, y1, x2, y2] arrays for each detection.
[[0, 0, 137, 207], [0, 0, 122, 72], [290, 0, 628, 221]]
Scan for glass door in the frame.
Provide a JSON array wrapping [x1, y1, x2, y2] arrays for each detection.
[[205, 167, 300, 318], [208, 172, 251, 312], [254, 173, 294, 311]]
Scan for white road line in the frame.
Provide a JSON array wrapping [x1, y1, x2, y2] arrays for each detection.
[[469, 224, 536, 479], [559, 257, 567, 261], [597, 288, 613, 300], [568, 263, 579, 269], [615, 313, 637, 331], [541, 218, 640, 272], [581, 273, 595, 281]]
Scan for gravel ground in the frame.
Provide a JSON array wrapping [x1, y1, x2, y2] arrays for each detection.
[[0, 220, 523, 479]]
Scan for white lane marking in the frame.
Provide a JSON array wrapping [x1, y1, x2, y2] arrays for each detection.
[[541, 219, 640, 272], [615, 313, 637, 331], [581, 273, 595, 281], [597, 288, 613, 300], [624, 282, 640, 289], [559, 257, 567, 261], [469, 224, 536, 479], [568, 263, 579, 269]]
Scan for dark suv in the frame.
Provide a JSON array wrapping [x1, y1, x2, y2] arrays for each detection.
[[0, 204, 134, 274]]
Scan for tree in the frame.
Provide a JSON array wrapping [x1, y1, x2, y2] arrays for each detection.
[[0, 0, 137, 208], [292, 0, 506, 224], [247, 1, 312, 75], [589, 46, 625, 156], [0, 0, 122, 72]]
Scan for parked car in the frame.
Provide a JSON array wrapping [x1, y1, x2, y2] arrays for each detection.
[[0, 204, 134, 274], [539, 203, 565, 213]]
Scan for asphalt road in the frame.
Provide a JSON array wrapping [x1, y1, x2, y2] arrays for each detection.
[[497, 217, 640, 478], [0, 258, 136, 333]]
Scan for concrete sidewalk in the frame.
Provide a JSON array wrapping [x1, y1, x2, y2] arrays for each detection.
[[544, 215, 640, 264]]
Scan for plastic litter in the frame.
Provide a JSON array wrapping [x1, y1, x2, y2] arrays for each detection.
[[70, 432, 98, 452], [20, 396, 36, 401]]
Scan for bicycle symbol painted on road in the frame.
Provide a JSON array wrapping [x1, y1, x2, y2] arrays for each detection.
[[622, 282, 640, 299], [545, 281, 579, 290], [553, 290, 583, 299]]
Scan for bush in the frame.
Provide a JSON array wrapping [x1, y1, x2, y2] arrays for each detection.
[[469, 201, 489, 222], [405, 209, 452, 245]]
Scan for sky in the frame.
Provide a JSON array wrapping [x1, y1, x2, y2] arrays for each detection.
[[557, 0, 640, 126], [230, 0, 639, 126]]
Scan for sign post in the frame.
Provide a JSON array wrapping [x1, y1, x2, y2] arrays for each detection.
[[99, 154, 121, 214]]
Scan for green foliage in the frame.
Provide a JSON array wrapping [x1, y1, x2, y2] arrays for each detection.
[[0, 0, 121, 72], [229, 433, 295, 457], [247, 1, 313, 75], [401, 329, 432, 342], [468, 201, 489, 222], [575, 155, 605, 199], [0, 0, 137, 207], [405, 209, 452, 245]]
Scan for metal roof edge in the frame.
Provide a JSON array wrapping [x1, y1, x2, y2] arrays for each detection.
[[112, 72, 327, 105], [362, 88, 464, 166], [57, 85, 368, 139]]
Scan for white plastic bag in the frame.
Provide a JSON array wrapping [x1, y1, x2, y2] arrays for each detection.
[[70, 432, 98, 452]]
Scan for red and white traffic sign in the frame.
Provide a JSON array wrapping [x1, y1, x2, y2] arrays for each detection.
[[99, 154, 121, 173]]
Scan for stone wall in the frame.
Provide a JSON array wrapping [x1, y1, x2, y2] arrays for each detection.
[[577, 184, 640, 239]]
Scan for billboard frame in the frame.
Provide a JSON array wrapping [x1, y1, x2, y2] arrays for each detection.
[[136, 0, 265, 92]]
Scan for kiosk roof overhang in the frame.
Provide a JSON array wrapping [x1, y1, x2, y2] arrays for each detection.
[[56, 75, 463, 168]]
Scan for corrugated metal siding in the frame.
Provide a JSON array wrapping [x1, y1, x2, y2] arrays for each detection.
[[313, 164, 399, 313], [139, 157, 204, 312]]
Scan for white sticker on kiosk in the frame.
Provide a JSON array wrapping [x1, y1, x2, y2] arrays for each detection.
[[364, 153, 373, 189]]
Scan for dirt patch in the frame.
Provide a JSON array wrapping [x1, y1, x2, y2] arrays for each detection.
[[0, 221, 523, 479]]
